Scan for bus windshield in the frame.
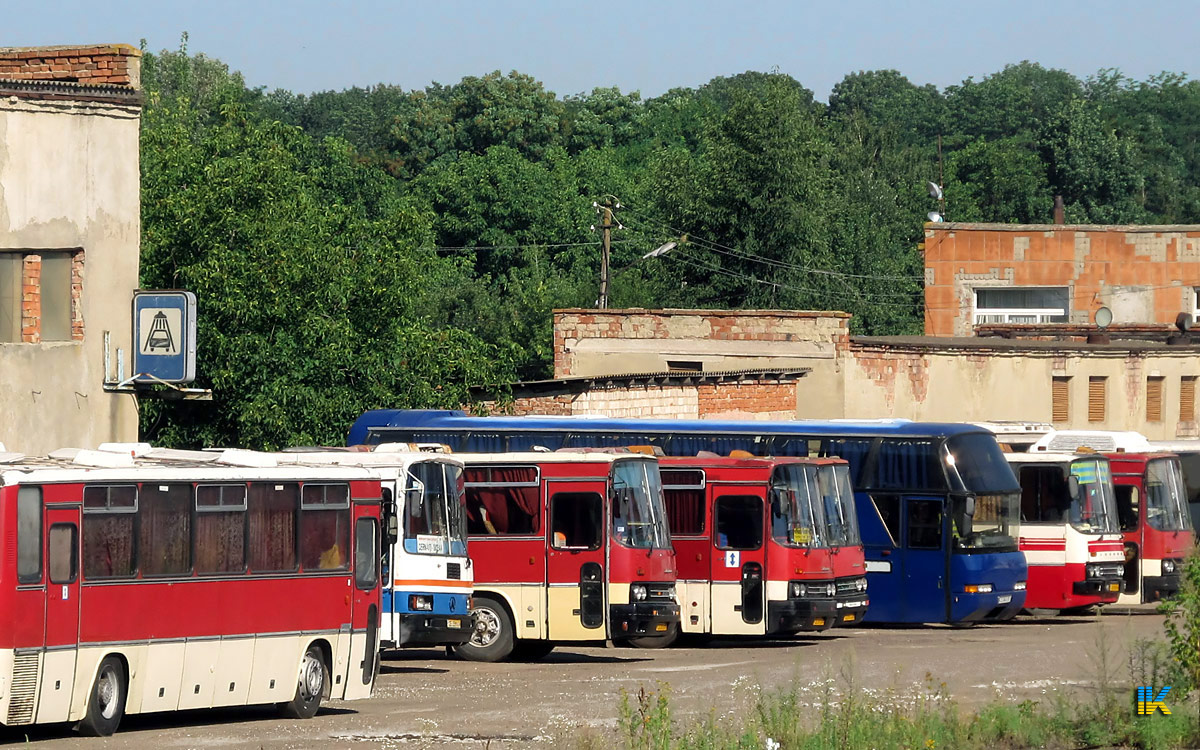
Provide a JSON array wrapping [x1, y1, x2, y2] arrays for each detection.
[[1146, 459, 1192, 532], [612, 459, 672, 549], [951, 493, 1020, 553], [769, 464, 824, 548], [405, 462, 467, 554], [1068, 458, 1118, 534], [818, 464, 861, 547]]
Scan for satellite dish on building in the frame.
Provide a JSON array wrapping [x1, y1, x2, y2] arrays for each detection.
[[927, 181, 943, 200], [1095, 306, 1113, 329], [926, 211, 944, 223], [1176, 312, 1193, 332]]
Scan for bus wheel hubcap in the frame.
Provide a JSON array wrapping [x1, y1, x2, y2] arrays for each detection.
[[472, 608, 500, 647], [98, 669, 118, 718], [301, 655, 322, 698]]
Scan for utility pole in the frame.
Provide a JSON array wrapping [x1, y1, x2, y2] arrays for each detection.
[[596, 196, 618, 309]]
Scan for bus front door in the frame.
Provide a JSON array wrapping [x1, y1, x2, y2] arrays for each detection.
[[37, 505, 80, 724], [901, 497, 950, 623], [546, 484, 607, 641], [710, 494, 767, 635]]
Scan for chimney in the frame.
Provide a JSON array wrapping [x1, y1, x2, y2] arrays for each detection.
[[1053, 195, 1065, 225]]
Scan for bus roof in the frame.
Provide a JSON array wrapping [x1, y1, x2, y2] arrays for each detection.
[[349, 409, 994, 445], [454, 451, 652, 465], [1030, 430, 1154, 454], [1004, 451, 1109, 465]]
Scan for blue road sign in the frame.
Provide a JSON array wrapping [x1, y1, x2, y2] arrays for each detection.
[[132, 291, 197, 383]]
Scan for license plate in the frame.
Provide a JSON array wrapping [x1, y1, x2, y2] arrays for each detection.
[[842, 614, 855, 622], [655, 623, 668, 632], [446, 618, 461, 629], [1108, 583, 1120, 592], [997, 595, 1012, 604], [812, 618, 825, 627]]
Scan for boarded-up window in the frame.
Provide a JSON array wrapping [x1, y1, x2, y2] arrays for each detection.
[[1147, 377, 1165, 422], [1052, 377, 1071, 423], [1088, 377, 1107, 423], [1182, 377, 1197, 423]]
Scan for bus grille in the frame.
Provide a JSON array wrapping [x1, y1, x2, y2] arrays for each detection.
[[836, 578, 864, 596], [446, 563, 461, 580], [7, 652, 40, 725]]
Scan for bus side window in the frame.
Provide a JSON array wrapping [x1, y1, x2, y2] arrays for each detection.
[[549, 493, 602, 550], [17, 486, 42, 584], [1115, 485, 1140, 531], [870, 495, 901, 547], [906, 499, 942, 550], [48, 524, 78, 584]]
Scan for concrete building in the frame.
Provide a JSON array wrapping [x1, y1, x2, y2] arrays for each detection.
[[923, 223, 1200, 337], [479, 308, 1200, 442], [0, 45, 142, 453]]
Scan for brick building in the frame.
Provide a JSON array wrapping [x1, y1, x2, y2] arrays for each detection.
[[923, 223, 1200, 337], [0, 45, 142, 452], [479, 308, 1200, 441]]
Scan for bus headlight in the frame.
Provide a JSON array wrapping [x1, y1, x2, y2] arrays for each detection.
[[1163, 559, 1177, 575], [1014, 581, 1027, 591], [826, 583, 836, 597], [791, 582, 805, 598], [631, 584, 648, 601], [409, 595, 433, 611], [855, 578, 868, 592], [964, 584, 993, 594]]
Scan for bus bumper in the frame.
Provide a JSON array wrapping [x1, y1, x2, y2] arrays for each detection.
[[610, 602, 680, 637], [1143, 574, 1181, 601], [952, 590, 1026, 623], [768, 598, 839, 632], [395, 613, 473, 647], [833, 595, 869, 626], [1072, 577, 1123, 599]]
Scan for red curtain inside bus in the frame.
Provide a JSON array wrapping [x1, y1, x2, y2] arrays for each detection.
[[663, 488, 705, 535], [466, 469, 541, 535]]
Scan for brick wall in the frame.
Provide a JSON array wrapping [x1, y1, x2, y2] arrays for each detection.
[[924, 224, 1200, 336], [21, 255, 40, 343], [553, 308, 850, 377], [697, 381, 797, 419], [0, 44, 141, 86]]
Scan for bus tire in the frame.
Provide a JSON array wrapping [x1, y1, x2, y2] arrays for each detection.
[[281, 645, 327, 719], [511, 640, 556, 661], [452, 598, 514, 662], [78, 655, 126, 737]]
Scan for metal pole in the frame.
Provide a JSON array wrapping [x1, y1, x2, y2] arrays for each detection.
[[599, 203, 612, 309]]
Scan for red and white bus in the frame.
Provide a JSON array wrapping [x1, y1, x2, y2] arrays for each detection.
[[1030, 431, 1194, 604], [454, 451, 679, 661], [659, 455, 867, 641], [1003, 451, 1124, 612], [0, 446, 382, 736]]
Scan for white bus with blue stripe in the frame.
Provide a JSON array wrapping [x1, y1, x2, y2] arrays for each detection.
[[274, 446, 473, 648]]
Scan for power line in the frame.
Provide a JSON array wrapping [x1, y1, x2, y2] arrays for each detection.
[[618, 206, 926, 283], [419, 239, 638, 253]]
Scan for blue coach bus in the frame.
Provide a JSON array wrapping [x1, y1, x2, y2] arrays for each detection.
[[349, 411, 1027, 625]]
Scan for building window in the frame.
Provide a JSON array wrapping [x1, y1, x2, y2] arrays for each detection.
[[1088, 377, 1107, 423], [1147, 377, 1165, 423], [974, 287, 1069, 325], [1052, 376, 1071, 423], [0, 249, 83, 343], [1182, 377, 1197, 424]]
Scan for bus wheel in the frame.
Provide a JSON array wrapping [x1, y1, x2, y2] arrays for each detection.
[[281, 645, 327, 719], [452, 599, 514, 662], [511, 640, 555, 661], [78, 656, 126, 736], [617, 624, 679, 649]]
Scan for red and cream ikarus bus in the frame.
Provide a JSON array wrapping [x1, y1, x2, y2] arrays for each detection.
[[0, 444, 382, 736], [1030, 431, 1194, 604], [1003, 450, 1124, 612], [659, 455, 866, 642], [454, 451, 679, 661]]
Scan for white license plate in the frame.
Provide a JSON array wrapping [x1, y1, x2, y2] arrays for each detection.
[[997, 595, 1012, 604], [446, 618, 461, 629]]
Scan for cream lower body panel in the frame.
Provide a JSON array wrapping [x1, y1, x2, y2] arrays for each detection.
[[547, 585, 603, 641], [678, 581, 709, 635], [710, 582, 765, 636], [474, 584, 546, 641], [0, 631, 370, 727]]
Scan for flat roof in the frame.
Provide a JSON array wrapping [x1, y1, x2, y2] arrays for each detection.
[[927, 222, 1200, 233], [853, 335, 1200, 353]]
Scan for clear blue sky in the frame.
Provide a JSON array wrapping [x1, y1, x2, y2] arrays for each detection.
[[6, 1, 1195, 99]]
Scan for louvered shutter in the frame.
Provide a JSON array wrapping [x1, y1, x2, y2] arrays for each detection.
[[1088, 377, 1106, 423], [1051, 377, 1070, 423], [1146, 377, 1164, 422]]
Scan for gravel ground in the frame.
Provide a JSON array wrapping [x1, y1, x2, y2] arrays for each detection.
[[5, 606, 1167, 749]]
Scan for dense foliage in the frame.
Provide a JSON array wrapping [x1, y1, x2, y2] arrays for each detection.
[[139, 40, 1200, 447]]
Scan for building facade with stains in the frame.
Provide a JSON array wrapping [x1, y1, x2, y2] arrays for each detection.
[[0, 45, 142, 452], [923, 223, 1200, 337], [480, 308, 1200, 442]]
